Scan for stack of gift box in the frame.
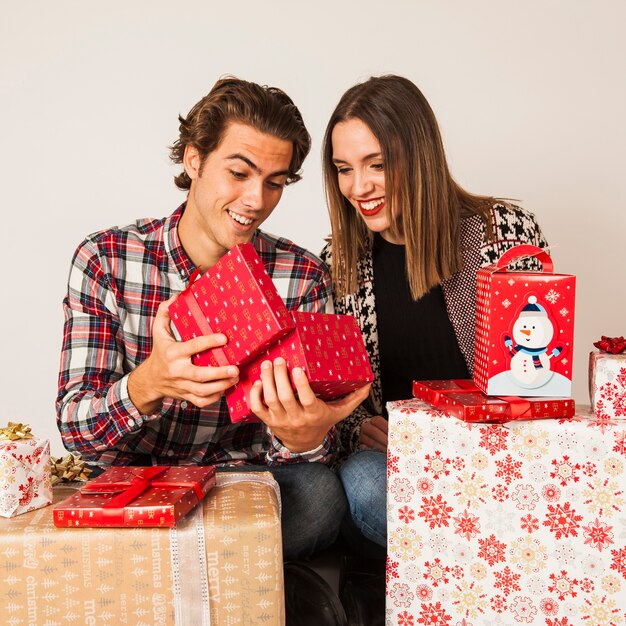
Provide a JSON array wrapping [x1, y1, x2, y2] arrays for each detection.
[[387, 245, 626, 623], [0, 420, 286, 624], [0, 243, 375, 625]]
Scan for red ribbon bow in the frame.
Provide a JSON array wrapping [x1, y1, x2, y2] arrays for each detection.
[[594, 336, 626, 354]]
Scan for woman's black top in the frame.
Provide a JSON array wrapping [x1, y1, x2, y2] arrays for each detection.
[[372, 233, 469, 410]]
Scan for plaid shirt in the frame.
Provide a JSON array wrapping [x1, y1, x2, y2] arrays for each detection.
[[57, 204, 334, 466]]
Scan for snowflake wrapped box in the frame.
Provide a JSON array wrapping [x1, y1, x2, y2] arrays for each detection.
[[589, 350, 626, 421], [168, 242, 295, 368], [0, 428, 52, 518], [53, 465, 216, 527], [412, 379, 576, 423], [386, 398, 626, 625], [1, 473, 284, 625], [225, 311, 374, 422], [474, 245, 576, 397]]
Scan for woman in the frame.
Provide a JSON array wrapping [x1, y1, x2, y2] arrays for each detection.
[[320, 75, 548, 551]]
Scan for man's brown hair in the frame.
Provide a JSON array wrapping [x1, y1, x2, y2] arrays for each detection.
[[171, 76, 311, 190]]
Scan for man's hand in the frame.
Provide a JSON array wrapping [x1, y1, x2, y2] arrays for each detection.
[[359, 415, 388, 452], [128, 297, 239, 415], [249, 357, 371, 453]]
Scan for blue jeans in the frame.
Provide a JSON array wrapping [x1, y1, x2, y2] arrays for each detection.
[[219, 463, 347, 561], [338, 450, 387, 548]]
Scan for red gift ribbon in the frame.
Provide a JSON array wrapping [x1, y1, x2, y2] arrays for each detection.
[[81, 467, 207, 523], [593, 335, 626, 355], [178, 271, 231, 367]]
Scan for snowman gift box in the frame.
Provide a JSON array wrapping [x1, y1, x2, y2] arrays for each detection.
[[474, 244, 575, 397]]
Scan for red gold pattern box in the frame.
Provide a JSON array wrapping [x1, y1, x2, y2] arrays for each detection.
[[53, 465, 216, 527], [168, 243, 295, 368], [413, 379, 575, 423], [225, 311, 374, 422]]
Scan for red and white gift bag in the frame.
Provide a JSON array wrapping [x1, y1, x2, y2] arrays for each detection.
[[474, 245, 575, 397]]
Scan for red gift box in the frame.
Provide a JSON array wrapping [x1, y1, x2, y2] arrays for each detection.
[[412, 379, 479, 404], [413, 379, 575, 422], [168, 243, 295, 368], [474, 245, 575, 397], [226, 311, 374, 422], [53, 466, 216, 527]]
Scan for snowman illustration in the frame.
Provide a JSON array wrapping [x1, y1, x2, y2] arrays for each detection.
[[504, 295, 563, 389]]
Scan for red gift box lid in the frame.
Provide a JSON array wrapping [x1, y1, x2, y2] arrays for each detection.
[[168, 243, 295, 367], [53, 466, 216, 528]]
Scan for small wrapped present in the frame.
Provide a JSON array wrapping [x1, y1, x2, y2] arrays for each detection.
[[168, 243, 295, 367], [589, 335, 626, 420], [226, 311, 374, 422], [413, 379, 575, 423], [474, 245, 576, 397], [53, 465, 216, 527], [0, 422, 52, 518]]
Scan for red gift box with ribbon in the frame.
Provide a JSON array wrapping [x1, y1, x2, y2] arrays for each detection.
[[52, 466, 216, 527], [474, 245, 575, 397], [226, 311, 374, 422], [168, 243, 295, 368], [413, 379, 575, 423], [169, 244, 373, 423]]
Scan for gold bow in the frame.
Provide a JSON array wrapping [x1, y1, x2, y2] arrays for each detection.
[[50, 453, 93, 485], [0, 422, 33, 441]]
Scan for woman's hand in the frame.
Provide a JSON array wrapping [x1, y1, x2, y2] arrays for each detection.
[[359, 415, 388, 452]]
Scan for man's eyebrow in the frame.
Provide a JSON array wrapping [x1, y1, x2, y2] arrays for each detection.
[[226, 153, 290, 178]]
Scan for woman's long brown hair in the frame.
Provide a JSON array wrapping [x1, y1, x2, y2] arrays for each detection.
[[323, 75, 493, 300]]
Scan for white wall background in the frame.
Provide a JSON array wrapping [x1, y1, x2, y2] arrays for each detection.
[[1, 1, 624, 456]]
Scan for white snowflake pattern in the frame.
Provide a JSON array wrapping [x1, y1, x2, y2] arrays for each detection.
[[545, 289, 560, 304], [560, 307, 569, 317], [502, 299, 511, 309]]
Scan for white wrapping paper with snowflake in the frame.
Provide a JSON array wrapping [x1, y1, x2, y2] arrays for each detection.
[[590, 337, 626, 422], [0, 422, 52, 517], [386, 398, 626, 625]]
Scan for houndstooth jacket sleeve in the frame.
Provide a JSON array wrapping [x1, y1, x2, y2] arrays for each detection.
[[320, 202, 549, 459]]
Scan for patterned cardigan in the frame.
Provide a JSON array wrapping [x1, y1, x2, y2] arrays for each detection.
[[320, 203, 548, 456]]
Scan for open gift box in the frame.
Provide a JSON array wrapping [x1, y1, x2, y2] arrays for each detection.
[[168, 243, 295, 368], [226, 311, 374, 422], [169, 244, 373, 422]]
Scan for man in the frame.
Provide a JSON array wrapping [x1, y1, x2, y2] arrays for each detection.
[[56, 77, 370, 566]]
